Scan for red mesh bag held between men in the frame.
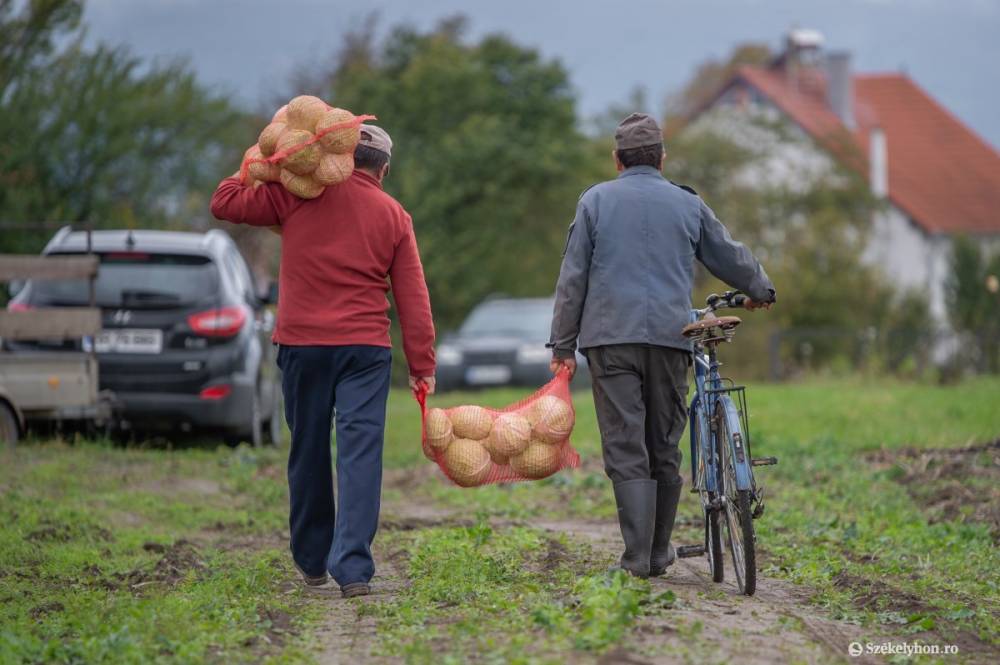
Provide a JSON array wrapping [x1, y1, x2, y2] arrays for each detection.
[[414, 370, 581, 487]]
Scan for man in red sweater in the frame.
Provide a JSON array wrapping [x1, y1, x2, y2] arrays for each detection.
[[211, 126, 435, 598]]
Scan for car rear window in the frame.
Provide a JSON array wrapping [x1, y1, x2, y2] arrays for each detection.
[[460, 300, 554, 338], [28, 252, 220, 308]]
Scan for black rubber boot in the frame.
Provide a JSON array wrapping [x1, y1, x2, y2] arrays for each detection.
[[612, 479, 657, 578], [650, 479, 683, 576]]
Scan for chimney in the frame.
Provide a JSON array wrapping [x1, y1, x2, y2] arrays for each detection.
[[782, 28, 824, 89], [785, 28, 825, 62], [869, 128, 888, 198], [825, 51, 854, 129]]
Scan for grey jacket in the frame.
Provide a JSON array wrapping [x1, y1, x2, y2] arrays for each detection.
[[549, 166, 775, 356]]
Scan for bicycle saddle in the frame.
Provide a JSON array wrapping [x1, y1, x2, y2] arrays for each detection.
[[681, 315, 742, 339]]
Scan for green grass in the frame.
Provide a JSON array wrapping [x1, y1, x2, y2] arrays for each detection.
[[2, 376, 998, 663], [360, 519, 666, 663], [398, 376, 1000, 651], [749, 376, 1000, 450], [746, 377, 1000, 646], [0, 443, 320, 664]]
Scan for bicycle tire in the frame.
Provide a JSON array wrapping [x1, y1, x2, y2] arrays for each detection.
[[707, 503, 724, 583], [716, 401, 757, 595], [732, 490, 756, 595], [694, 408, 724, 582]]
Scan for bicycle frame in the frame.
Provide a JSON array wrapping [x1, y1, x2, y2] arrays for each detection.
[[682, 290, 776, 596], [688, 311, 755, 496]]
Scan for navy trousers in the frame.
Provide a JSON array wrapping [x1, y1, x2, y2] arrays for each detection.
[[276, 344, 392, 587]]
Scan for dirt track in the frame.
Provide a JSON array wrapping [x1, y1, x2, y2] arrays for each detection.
[[537, 517, 876, 665], [308, 498, 908, 665], [175, 457, 995, 664]]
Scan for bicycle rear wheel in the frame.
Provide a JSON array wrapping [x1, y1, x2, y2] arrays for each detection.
[[716, 402, 756, 596]]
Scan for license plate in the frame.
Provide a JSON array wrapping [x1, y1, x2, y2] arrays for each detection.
[[466, 365, 511, 385], [95, 329, 163, 354]]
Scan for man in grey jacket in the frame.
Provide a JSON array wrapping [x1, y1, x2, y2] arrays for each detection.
[[548, 113, 775, 578]]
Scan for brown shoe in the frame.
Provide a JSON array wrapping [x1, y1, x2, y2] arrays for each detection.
[[341, 582, 370, 598], [294, 563, 329, 587]]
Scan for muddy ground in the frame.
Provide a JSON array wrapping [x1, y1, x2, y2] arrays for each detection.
[[869, 440, 1000, 544], [140, 446, 997, 664], [304, 489, 975, 665]]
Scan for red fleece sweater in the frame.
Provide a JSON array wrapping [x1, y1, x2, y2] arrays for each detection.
[[210, 171, 436, 376]]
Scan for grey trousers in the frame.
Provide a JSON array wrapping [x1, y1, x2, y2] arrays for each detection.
[[586, 344, 689, 485]]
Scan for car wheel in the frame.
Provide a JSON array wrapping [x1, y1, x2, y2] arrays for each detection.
[[263, 387, 284, 446], [227, 387, 263, 448], [0, 402, 19, 449], [248, 388, 263, 448]]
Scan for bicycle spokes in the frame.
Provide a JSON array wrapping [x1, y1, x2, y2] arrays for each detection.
[[717, 401, 757, 596], [724, 493, 746, 589]]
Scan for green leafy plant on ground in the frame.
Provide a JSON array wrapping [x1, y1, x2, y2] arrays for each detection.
[[745, 379, 999, 648], [395, 377, 1000, 653], [1, 377, 998, 662], [360, 519, 665, 662], [0, 444, 319, 664]]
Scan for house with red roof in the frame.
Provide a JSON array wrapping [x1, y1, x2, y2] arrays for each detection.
[[687, 29, 1000, 326]]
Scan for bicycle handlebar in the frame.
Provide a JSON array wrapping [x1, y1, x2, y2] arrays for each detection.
[[706, 290, 748, 310]]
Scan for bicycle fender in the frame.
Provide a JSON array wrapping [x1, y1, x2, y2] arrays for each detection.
[[689, 396, 699, 484], [719, 395, 754, 491]]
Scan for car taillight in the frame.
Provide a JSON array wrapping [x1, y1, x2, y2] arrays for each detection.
[[199, 384, 232, 400], [6, 302, 33, 312], [187, 306, 247, 337]]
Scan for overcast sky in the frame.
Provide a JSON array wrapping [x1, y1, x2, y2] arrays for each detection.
[[83, 0, 1000, 148]]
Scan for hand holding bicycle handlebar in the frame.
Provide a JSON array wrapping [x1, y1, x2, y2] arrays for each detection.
[[743, 298, 772, 311], [707, 290, 773, 312]]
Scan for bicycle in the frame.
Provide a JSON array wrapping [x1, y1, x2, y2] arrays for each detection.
[[675, 290, 777, 596]]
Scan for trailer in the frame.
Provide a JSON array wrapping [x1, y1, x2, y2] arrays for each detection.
[[0, 244, 115, 447]]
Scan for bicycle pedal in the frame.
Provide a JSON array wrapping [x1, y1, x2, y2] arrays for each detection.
[[751, 456, 778, 466], [676, 545, 706, 558]]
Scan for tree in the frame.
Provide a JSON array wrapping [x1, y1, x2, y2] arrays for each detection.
[[946, 236, 1000, 373], [665, 118, 923, 377], [588, 85, 651, 137], [300, 16, 608, 329], [0, 0, 254, 253], [663, 43, 772, 137]]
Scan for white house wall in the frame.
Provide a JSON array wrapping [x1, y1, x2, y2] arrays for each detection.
[[686, 103, 948, 326], [866, 208, 947, 323], [686, 105, 838, 193]]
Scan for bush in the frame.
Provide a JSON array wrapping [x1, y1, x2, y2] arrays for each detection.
[[946, 236, 1000, 373]]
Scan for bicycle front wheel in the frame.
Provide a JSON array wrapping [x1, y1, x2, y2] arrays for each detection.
[[694, 407, 724, 583], [716, 402, 756, 596], [706, 502, 724, 583]]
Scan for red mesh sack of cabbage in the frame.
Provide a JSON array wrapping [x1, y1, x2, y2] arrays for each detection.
[[239, 95, 376, 199], [413, 371, 581, 487]]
